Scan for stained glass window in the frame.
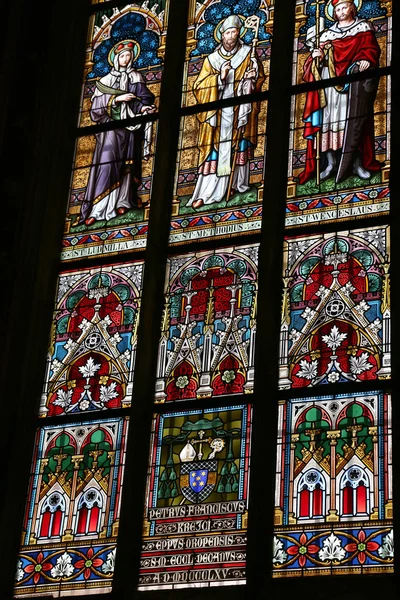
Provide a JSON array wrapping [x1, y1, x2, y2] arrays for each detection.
[[279, 226, 390, 390], [79, 3, 168, 127], [286, 76, 390, 227], [6, 0, 398, 595], [273, 391, 393, 576], [155, 244, 258, 402], [182, 0, 274, 106], [15, 417, 129, 597], [270, 0, 394, 581], [293, 1, 392, 86], [62, 128, 157, 260], [168, 0, 273, 246], [169, 102, 267, 245], [139, 404, 251, 589], [40, 262, 144, 417]]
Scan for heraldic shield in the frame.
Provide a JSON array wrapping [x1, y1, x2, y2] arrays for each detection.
[[180, 459, 218, 503]]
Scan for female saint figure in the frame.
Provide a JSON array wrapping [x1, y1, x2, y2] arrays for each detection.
[[80, 40, 156, 226]]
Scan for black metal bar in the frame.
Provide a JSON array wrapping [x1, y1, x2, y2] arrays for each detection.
[[245, 1, 296, 597], [292, 65, 391, 94], [111, 1, 190, 597], [0, 0, 89, 595], [388, 0, 399, 579]]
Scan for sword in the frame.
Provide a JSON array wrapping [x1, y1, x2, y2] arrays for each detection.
[[311, 0, 324, 186]]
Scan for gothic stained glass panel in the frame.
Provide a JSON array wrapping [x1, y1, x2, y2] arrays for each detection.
[[286, 76, 390, 228], [279, 226, 390, 390], [169, 101, 267, 245], [273, 391, 393, 577], [139, 404, 251, 590], [79, 2, 168, 127], [155, 245, 258, 402], [39, 262, 144, 417], [61, 125, 157, 261], [15, 417, 129, 597], [182, 0, 274, 107], [292, 1, 392, 86]]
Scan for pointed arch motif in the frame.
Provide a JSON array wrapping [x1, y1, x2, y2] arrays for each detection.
[[156, 245, 258, 402], [296, 469, 326, 520], [75, 487, 104, 536], [279, 227, 390, 389], [339, 464, 372, 518], [40, 262, 144, 417], [39, 491, 67, 539], [273, 392, 393, 575]]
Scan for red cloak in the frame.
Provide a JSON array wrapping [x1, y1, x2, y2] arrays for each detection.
[[298, 26, 381, 184]]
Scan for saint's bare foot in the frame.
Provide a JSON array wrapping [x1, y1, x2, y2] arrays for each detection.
[[192, 199, 204, 209]]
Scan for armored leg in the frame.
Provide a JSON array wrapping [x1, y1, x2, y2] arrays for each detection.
[[353, 155, 371, 180], [320, 151, 337, 181]]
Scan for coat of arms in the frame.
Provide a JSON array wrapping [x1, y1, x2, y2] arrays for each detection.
[[156, 414, 242, 504], [179, 431, 225, 503]]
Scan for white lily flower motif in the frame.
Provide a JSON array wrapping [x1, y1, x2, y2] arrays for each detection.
[[15, 559, 24, 583], [110, 333, 122, 346], [51, 359, 63, 375], [354, 300, 369, 314], [318, 533, 346, 563], [100, 381, 119, 404], [64, 338, 77, 352], [322, 325, 347, 352], [50, 552, 74, 578], [289, 328, 301, 344], [378, 529, 394, 559], [349, 352, 373, 375], [315, 285, 329, 300], [102, 548, 116, 574], [101, 315, 112, 327], [297, 359, 318, 381], [79, 356, 101, 379], [78, 318, 91, 333], [368, 318, 382, 334], [342, 281, 355, 297], [273, 536, 287, 565], [53, 388, 73, 409], [301, 306, 316, 322]]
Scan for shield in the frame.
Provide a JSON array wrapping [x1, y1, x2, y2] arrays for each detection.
[[180, 459, 217, 503], [336, 75, 379, 184]]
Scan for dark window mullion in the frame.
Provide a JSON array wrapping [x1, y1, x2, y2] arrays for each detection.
[[111, 0, 191, 594], [291, 65, 391, 95], [388, 0, 399, 580], [0, 0, 90, 594], [246, 0, 296, 593]]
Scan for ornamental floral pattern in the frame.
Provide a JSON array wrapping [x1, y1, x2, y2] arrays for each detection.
[[279, 227, 390, 390], [273, 527, 393, 575], [273, 391, 393, 577], [15, 544, 117, 596], [15, 419, 128, 597], [155, 245, 258, 402], [40, 262, 144, 417], [139, 405, 251, 590]]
